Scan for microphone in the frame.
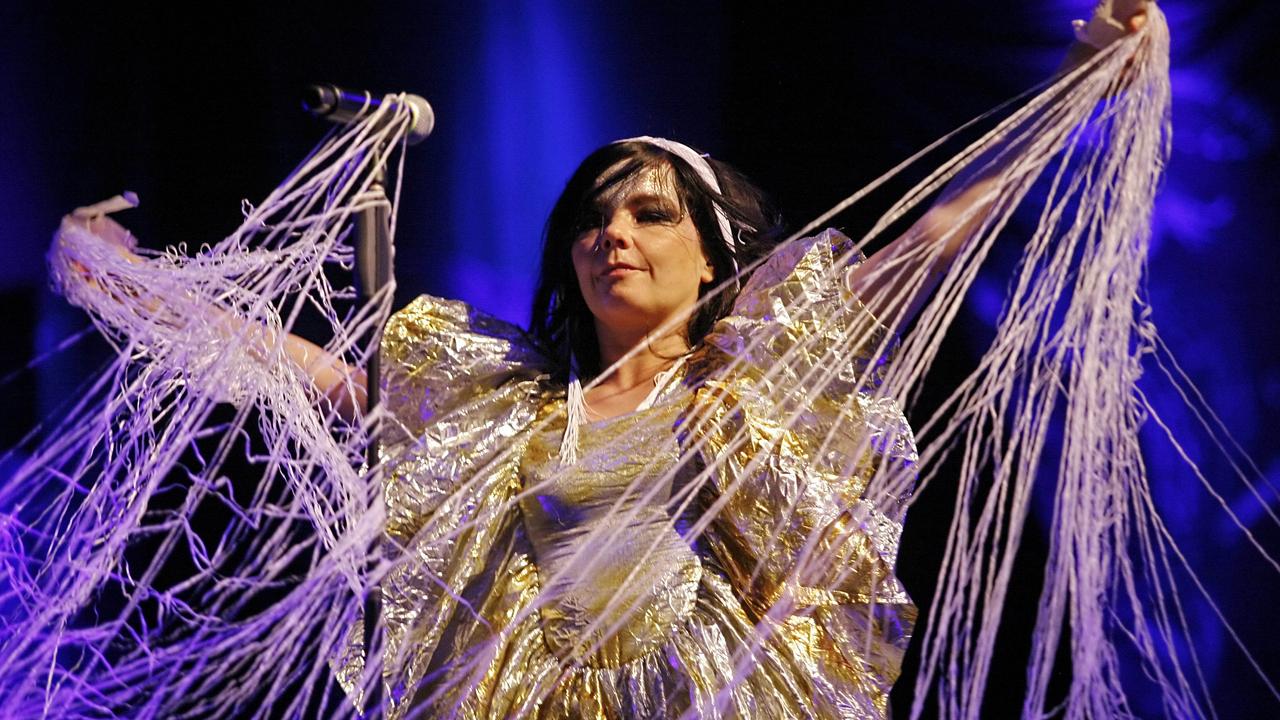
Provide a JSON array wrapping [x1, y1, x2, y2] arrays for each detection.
[[302, 83, 435, 145]]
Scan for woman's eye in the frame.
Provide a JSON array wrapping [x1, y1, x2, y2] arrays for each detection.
[[636, 208, 674, 224], [573, 214, 603, 234]]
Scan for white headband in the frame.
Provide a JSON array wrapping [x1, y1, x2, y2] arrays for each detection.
[[617, 136, 739, 280]]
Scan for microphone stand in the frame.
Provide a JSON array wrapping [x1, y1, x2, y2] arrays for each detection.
[[304, 83, 433, 718], [357, 165, 391, 718]]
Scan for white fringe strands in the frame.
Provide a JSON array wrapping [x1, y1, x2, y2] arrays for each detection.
[[2, 6, 1274, 717], [4, 98, 417, 717]]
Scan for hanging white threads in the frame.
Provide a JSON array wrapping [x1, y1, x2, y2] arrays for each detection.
[[4, 95, 419, 718], [10, 5, 1276, 718]]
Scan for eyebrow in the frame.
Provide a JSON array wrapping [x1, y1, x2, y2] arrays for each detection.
[[625, 192, 672, 205], [591, 191, 678, 212]]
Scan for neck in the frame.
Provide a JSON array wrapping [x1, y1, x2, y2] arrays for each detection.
[[592, 322, 690, 389], [574, 319, 690, 422]]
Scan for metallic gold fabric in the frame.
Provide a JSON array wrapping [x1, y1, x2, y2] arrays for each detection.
[[358, 230, 917, 719], [519, 400, 704, 669]]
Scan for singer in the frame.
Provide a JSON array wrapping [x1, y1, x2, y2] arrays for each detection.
[[22, 4, 1171, 719]]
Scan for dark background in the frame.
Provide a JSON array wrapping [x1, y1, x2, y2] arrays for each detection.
[[2, 1, 1277, 717]]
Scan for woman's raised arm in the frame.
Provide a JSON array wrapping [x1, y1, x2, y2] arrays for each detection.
[[847, 2, 1149, 333], [59, 211, 369, 422]]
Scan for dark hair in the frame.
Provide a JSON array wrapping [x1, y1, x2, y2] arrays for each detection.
[[530, 140, 786, 381]]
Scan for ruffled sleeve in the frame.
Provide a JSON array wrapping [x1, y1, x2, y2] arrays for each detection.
[[684, 229, 918, 699], [380, 294, 550, 444], [358, 296, 550, 715], [700, 228, 898, 394]]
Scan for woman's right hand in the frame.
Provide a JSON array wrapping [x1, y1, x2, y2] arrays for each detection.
[[59, 211, 142, 265], [55, 208, 157, 320], [55, 202, 368, 422]]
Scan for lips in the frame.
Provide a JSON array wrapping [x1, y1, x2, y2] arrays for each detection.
[[600, 262, 642, 278]]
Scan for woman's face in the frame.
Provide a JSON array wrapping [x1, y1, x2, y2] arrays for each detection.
[[570, 163, 714, 340]]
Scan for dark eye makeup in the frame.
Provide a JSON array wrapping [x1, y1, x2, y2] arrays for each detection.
[[635, 205, 676, 224], [574, 190, 682, 237]]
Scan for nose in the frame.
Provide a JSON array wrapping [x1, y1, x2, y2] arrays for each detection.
[[596, 212, 632, 252]]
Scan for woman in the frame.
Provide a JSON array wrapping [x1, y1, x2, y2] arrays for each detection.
[[41, 6, 1153, 718], [363, 3, 1153, 704], [368, 137, 922, 719], [54, 136, 926, 719]]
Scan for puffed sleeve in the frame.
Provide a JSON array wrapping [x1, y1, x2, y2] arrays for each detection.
[[342, 296, 549, 711], [377, 294, 551, 541], [684, 230, 917, 689], [380, 295, 550, 442]]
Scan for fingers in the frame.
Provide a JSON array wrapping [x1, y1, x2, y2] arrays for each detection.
[[71, 192, 139, 220], [1073, 0, 1151, 49], [55, 195, 146, 301], [62, 194, 141, 253], [1127, 10, 1148, 33], [91, 215, 139, 252]]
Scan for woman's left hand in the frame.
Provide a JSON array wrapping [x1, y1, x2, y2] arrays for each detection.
[[1073, 0, 1150, 50], [1058, 0, 1150, 75]]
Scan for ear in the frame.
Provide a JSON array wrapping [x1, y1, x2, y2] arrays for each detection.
[[700, 256, 715, 284]]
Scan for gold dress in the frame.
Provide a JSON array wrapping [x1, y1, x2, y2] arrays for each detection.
[[368, 230, 917, 719]]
